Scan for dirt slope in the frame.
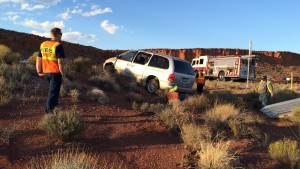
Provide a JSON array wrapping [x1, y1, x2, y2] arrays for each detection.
[[1, 28, 300, 82]]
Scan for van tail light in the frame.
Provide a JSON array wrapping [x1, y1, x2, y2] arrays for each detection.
[[168, 74, 175, 81]]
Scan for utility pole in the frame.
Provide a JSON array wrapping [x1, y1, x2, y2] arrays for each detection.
[[246, 41, 252, 89]]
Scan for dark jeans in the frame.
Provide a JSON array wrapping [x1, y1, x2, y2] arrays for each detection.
[[44, 73, 62, 113], [197, 83, 204, 94]]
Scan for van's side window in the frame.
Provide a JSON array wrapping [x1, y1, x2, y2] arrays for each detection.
[[119, 51, 137, 62], [200, 59, 204, 64], [133, 52, 152, 65], [148, 55, 169, 69]]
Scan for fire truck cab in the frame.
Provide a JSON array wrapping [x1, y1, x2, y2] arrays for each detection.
[[192, 55, 257, 81]]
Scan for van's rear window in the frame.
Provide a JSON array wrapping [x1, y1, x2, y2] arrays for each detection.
[[148, 55, 169, 69], [174, 60, 195, 75]]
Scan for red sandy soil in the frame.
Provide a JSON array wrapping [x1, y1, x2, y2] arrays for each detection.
[[1, 28, 300, 168], [0, 75, 298, 169]]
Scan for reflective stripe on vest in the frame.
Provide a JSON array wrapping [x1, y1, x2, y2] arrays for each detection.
[[196, 73, 205, 84], [40, 41, 59, 61], [40, 41, 60, 73]]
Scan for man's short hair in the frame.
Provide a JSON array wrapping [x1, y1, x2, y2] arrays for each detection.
[[262, 76, 267, 81], [51, 28, 62, 37]]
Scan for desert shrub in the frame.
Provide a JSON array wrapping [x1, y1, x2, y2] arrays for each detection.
[[270, 89, 298, 104], [209, 91, 241, 105], [132, 101, 138, 110], [205, 103, 240, 130], [181, 123, 211, 151], [183, 95, 210, 113], [288, 107, 300, 124], [198, 141, 239, 169], [136, 102, 166, 115], [29, 145, 123, 169], [89, 74, 120, 93], [87, 88, 110, 104], [268, 139, 300, 169], [70, 89, 80, 103], [0, 45, 21, 64], [156, 100, 189, 131], [0, 64, 33, 106], [228, 112, 262, 140], [73, 56, 92, 74], [39, 107, 84, 141], [0, 123, 20, 145], [28, 52, 38, 65], [242, 91, 259, 108], [126, 92, 143, 102], [63, 59, 76, 78], [61, 78, 82, 97]]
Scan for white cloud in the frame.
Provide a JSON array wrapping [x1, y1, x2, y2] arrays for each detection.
[[71, 6, 83, 14], [82, 7, 112, 17], [91, 5, 99, 10], [22, 19, 64, 31], [31, 30, 50, 37], [32, 30, 97, 43], [100, 20, 120, 34], [32, 0, 61, 5], [0, 0, 24, 3], [58, 10, 71, 20], [8, 15, 19, 22], [21, 3, 45, 11]]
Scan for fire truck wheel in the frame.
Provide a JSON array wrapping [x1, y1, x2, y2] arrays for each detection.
[[218, 71, 225, 81]]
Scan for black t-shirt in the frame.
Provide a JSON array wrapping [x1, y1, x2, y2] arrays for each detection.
[[38, 43, 66, 59]]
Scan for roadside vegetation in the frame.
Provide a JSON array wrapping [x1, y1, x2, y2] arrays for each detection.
[[29, 145, 124, 169]]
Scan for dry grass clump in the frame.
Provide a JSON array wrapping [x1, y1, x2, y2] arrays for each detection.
[[133, 102, 166, 115], [197, 141, 239, 169], [87, 88, 110, 104], [180, 123, 211, 151], [73, 56, 92, 74], [39, 107, 84, 141], [28, 51, 38, 65], [125, 92, 144, 102], [89, 74, 120, 93], [268, 138, 300, 169], [29, 145, 124, 169], [209, 91, 241, 105], [0, 63, 33, 106], [183, 95, 210, 113], [242, 91, 260, 108], [70, 89, 80, 103], [0, 44, 21, 64], [60, 78, 82, 97], [270, 89, 298, 104], [0, 123, 20, 145], [228, 113, 262, 140], [205, 103, 240, 130], [288, 107, 300, 124], [155, 100, 190, 131]]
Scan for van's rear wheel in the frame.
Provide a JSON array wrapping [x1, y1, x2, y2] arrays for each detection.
[[218, 71, 225, 81], [147, 79, 159, 94]]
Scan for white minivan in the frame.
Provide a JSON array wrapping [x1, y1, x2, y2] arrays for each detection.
[[103, 50, 195, 94]]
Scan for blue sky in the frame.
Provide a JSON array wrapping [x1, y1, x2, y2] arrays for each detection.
[[0, 0, 300, 53]]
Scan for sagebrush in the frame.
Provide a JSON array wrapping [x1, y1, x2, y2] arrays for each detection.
[[39, 107, 84, 141]]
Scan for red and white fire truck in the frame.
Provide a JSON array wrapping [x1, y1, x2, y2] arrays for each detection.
[[191, 55, 257, 81]]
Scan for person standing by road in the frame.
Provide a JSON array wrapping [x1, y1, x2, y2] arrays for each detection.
[[258, 75, 274, 107], [36, 27, 66, 113], [195, 70, 205, 94]]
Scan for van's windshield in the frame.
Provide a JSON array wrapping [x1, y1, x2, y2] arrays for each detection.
[[174, 60, 195, 75]]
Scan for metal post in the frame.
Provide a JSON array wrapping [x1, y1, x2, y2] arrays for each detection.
[[291, 71, 294, 90], [246, 41, 252, 88]]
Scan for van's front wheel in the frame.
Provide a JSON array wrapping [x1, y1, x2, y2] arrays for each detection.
[[147, 79, 159, 94]]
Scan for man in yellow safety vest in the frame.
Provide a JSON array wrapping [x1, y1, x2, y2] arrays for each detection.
[[195, 70, 205, 94]]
